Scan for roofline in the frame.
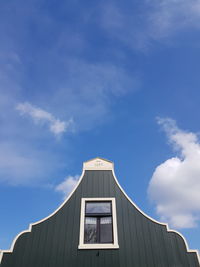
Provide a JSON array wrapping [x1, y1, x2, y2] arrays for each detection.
[[111, 169, 200, 264], [84, 157, 113, 163], [0, 159, 199, 264]]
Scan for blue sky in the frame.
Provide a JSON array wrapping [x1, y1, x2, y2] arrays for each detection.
[[0, 0, 200, 253]]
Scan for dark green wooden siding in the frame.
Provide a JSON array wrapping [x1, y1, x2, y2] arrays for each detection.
[[1, 170, 199, 267]]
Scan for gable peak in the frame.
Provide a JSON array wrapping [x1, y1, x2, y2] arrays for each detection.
[[83, 157, 114, 170]]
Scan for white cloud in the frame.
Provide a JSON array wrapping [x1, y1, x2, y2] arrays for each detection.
[[0, 144, 41, 185], [0, 2, 139, 187], [0, 141, 61, 186], [100, 0, 200, 50], [16, 102, 73, 136], [146, 0, 200, 40], [55, 175, 79, 199], [148, 118, 200, 228], [47, 60, 138, 131]]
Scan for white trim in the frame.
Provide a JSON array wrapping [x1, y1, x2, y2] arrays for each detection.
[[0, 157, 199, 264], [0, 168, 86, 263], [83, 157, 114, 170], [78, 198, 119, 249], [111, 169, 200, 264]]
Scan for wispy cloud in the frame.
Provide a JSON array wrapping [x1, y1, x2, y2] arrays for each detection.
[[46, 60, 138, 131], [0, 1, 139, 187], [147, 0, 200, 39], [0, 140, 62, 186], [55, 175, 79, 199], [16, 102, 73, 137], [148, 118, 200, 228], [99, 0, 200, 50], [0, 143, 41, 185]]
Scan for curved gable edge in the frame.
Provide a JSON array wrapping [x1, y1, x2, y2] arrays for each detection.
[[0, 163, 199, 265], [111, 169, 200, 264], [0, 168, 85, 264]]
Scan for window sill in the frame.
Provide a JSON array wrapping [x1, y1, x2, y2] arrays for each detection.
[[78, 244, 119, 249]]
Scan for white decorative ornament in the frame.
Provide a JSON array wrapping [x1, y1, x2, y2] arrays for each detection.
[[83, 157, 114, 170]]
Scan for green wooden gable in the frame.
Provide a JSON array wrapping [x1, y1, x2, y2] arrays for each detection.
[[0, 158, 199, 267]]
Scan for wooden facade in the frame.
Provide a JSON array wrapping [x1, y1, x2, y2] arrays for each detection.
[[0, 158, 199, 267]]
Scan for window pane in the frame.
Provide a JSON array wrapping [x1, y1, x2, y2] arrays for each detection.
[[100, 217, 113, 243], [84, 217, 97, 243], [86, 202, 111, 214]]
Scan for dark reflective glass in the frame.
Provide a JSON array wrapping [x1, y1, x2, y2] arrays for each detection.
[[100, 217, 113, 243], [86, 202, 111, 214], [84, 217, 97, 243]]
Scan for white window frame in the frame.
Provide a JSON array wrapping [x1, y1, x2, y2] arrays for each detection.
[[78, 198, 119, 249]]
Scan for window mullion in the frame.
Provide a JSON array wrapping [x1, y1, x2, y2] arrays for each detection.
[[97, 217, 100, 243]]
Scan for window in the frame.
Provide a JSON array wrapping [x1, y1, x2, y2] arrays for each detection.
[[84, 201, 113, 244], [78, 198, 119, 249]]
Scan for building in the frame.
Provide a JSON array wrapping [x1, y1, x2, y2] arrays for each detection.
[[0, 157, 199, 266]]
